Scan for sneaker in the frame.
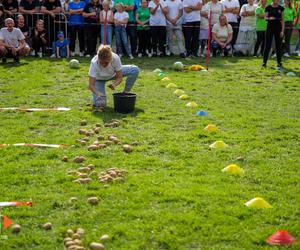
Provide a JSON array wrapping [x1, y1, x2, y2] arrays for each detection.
[[30, 51, 36, 56], [14, 57, 20, 63], [298, 52, 300, 57], [129, 54, 134, 59], [165, 50, 171, 56], [283, 53, 290, 57], [272, 53, 276, 58], [180, 53, 186, 58], [276, 64, 283, 71], [85, 54, 91, 58], [38, 52, 43, 58], [2, 57, 7, 63], [138, 53, 142, 58], [262, 63, 266, 68], [79, 52, 84, 57], [71, 52, 76, 57], [50, 54, 56, 58], [147, 52, 152, 58]]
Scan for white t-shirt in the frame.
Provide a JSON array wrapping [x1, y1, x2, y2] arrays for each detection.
[[221, 0, 240, 23], [183, 0, 202, 22], [212, 22, 233, 42], [239, 4, 257, 30], [89, 53, 122, 80], [0, 28, 25, 48], [114, 11, 129, 26], [166, 0, 183, 25], [207, 1, 224, 25], [200, 3, 209, 29], [149, 0, 167, 26]]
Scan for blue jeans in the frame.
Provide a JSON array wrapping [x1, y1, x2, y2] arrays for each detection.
[[115, 25, 131, 56], [92, 65, 140, 106], [101, 24, 112, 46]]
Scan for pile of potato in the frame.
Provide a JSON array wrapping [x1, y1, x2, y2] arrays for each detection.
[[63, 228, 109, 250], [98, 167, 126, 184]]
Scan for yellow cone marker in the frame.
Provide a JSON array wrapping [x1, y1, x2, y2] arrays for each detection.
[[166, 83, 178, 88], [245, 197, 272, 208], [186, 101, 198, 107], [209, 140, 228, 149], [173, 89, 185, 96], [179, 94, 189, 100], [204, 124, 218, 132], [161, 77, 171, 81], [222, 164, 244, 175]]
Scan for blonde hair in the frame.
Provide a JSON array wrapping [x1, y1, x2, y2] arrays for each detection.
[[98, 45, 113, 61]]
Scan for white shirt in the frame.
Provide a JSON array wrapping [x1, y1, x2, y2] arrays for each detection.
[[0, 28, 25, 48], [207, 1, 224, 25], [114, 11, 129, 26], [149, 0, 167, 26], [221, 0, 240, 23], [89, 53, 122, 80], [183, 0, 202, 22], [212, 22, 233, 42], [200, 3, 209, 29], [166, 0, 183, 25], [239, 3, 257, 30]]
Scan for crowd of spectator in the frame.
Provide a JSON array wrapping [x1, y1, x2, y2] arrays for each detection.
[[0, 0, 300, 63]]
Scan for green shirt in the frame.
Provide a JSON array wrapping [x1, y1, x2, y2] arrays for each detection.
[[296, 10, 300, 28], [284, 7, 296, 22], [137, 7, 150, 30], [256, 6, 267, 31], [114, 0, 135, 22]]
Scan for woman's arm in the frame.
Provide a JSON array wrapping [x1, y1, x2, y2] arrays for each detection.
[[108, 70, 123, 90]]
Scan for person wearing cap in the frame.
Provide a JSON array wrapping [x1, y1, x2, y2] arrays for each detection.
[[54, 31, 69, 58], [88, 45, 139, 111], [0, 18, 30, 63]]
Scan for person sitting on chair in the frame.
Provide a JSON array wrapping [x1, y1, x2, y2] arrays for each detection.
[[211, 14, 233, 57], [0, 18, 30, 63], [88, 45, 140, 112]]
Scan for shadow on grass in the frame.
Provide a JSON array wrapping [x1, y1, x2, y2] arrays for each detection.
[[1, 61, 29, 68], [91, 106, 144, 123]]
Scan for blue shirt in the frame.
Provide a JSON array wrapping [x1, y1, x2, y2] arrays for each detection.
[[55, 38, 69, 57], [69, 1, 86, 26]]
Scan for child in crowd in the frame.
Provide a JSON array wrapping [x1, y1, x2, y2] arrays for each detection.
[[114, 3, 133, 59], [100, 0, 114, 45], [54, 31, 70, 58], [199, 0, 209, 57]]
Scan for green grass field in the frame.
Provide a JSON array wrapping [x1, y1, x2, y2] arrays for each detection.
[[0, 56, 299, 250]]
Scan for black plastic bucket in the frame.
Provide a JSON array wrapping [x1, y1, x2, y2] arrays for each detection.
[[113, 92, 137, 113]]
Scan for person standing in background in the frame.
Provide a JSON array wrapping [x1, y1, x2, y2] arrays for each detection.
[[282, 0, 296, 57], [165, 0, 186, 57], [100, 0, 114, 45], [136, 0, 151, 57], [183, 0, 202, 57], [263, 0, 284, 70], [149, 0, 168, 56], [69, 0, 85, 57], [254, 0, 267, 56]]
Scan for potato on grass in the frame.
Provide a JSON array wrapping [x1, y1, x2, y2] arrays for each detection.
[[90, 242, 105, 250], [78, 166, 91, 173], [123, 144, 133, 153], [80, 120, 87, 126], [73, 156, 86, 163], [62, 156, 69, 162], [88, 197, 99, 205], [43, 222, 52, 230], [76, 228, 85, 236], [12, 224, 21, 234], [100, 234, 109, 241], [69, 197, 78, 203], [88, 145, 99, 151]]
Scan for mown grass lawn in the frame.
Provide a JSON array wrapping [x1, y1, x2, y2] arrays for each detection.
[[0, 55, 299, 250]]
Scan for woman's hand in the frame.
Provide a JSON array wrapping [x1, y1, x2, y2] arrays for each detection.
[[108, 83, 116, 90], [280, 31, 284, 38]]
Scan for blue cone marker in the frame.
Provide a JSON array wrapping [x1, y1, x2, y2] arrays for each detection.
[[196, 110, 207, 117]]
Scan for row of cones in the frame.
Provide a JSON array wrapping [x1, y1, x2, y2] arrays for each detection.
[[154, 67, 297, 246], [154, 70, 200, 108]]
